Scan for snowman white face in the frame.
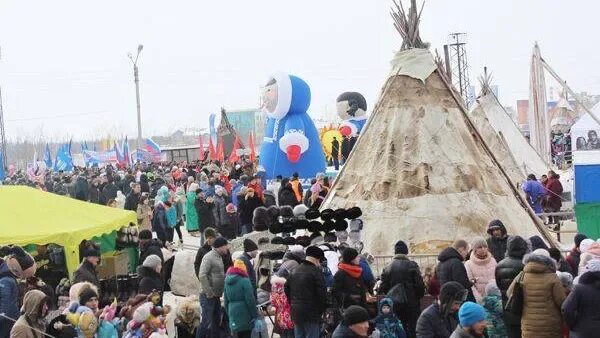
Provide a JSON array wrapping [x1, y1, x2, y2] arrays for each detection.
[[260, 78, 279, 115]]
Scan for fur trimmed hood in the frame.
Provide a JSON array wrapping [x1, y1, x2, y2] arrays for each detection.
[[523, 253, 557, 273]]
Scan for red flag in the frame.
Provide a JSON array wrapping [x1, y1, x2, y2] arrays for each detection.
[[228, 135, 241, 164], [198, 135, 206, 161], [208, 137, 217, 160], [216, 136, 225, 162], [248, 132, 256, 162]]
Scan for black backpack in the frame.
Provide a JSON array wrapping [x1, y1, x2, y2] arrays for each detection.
[[386, 282, 409, 307]]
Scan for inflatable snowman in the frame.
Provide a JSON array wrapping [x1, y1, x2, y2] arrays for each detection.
[[336, 92, 368, 137], [259, 73, 326, 180]]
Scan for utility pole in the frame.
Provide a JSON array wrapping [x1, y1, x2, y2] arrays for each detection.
[[0, 46, 7, 170], [444, 33, 472, 107], [128, 44, 143, 160]]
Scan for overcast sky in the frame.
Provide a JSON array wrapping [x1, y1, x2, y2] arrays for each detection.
[[0, 0, 598, 141]]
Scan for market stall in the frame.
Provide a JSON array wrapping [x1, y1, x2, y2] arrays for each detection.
[[0, 186, 137, 276]]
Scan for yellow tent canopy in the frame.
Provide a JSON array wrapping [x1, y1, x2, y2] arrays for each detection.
[[0, 186, 137, 274]]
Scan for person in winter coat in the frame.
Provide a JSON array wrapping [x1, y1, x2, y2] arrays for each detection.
[[185, 184, 200, 233], [101, 178, 118, 205], [223, 259, 258, 338], [278, 178, 299, 207], [290, 173, 303, 203], [74, 176, 90, 201], [271, 275, 294, 338], [211, 186, 230, 233], [136, 195, 152, 231], [486, 220, 509, 263], [73, 241, 100, 287], [152, 199, 169, 243], [137, 255, 163, 303], [0, 246, 37, 337], [332, 248, 367, 310], [238, 188, 263, 234], [416, 281, 467, 338], [195, 190, 216, 234], [482, 281, 506, 338], [285, 246, 328, 338], [494, 235, 527, 338], [519, 251, 566, 338], [464, 238, 497, 303], [577, 240, 600, 277], [333, 305, 371, 338], [125, 183, 141, 211], [562, 259, 600, 338], [238, 239, 259, 292], [194, 228, 217, 277], [222, 203, 240, 240], [138, 230, 164, 265], [9, 289, 48, 338], [372, 298, 407, 338], [198, 237, 228, 338], [544, 170, 563, 226], [139, 173, 150, 194], [379, 240, 425, 338], [436, 240, 474, 302], [566, 233, 588, 276], [449, 302, 487, 338]]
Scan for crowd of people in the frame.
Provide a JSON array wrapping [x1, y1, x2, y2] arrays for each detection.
[[2, 159, 599, 338], [2, 213, 600, 337]]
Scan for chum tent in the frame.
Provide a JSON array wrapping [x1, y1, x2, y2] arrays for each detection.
[[0, 186, 136, 274], [321, 0, 556, 256]]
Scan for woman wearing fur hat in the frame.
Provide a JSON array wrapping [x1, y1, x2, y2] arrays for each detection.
[[332, 248, 367, 310], [464, 238, 497, 303], [10, 289, 49, 338], [0, 246, 37, 337], [138, 255, 164, 304], [73, 241, 100, 287], [518, 251, 566, 338], [562, 259, 600, 338], [223, 259, 258, 338]]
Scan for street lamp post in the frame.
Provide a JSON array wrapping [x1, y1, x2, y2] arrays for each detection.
[[128, 44, 143, 159]]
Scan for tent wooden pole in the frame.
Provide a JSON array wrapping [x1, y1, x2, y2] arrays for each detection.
[[541, 58, 600, 126]]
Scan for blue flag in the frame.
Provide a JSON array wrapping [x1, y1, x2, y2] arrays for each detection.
[[44, 144, 53, 168], [0, 153, 5, 180], [54, 144, 73, 172], [209, 113, 217, 145], [123, 137, 131, 166], [114, 141, 124, 164]]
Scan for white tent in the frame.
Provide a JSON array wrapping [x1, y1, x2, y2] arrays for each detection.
[[471, 90, 550, 179]]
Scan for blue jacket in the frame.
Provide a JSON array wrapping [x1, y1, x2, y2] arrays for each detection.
[[238, 253, 257, 292], [372, 298, 407, 338], [360, 257, 375, 290], [0, 261, 19, 337]]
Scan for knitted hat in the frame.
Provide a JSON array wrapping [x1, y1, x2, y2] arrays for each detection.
[[394, 240, 408, 255], [342, 305, 369, 325], [142, 255, 162, 270], [574, 233, 588, 248], [557, 271, 573, 290], [213, 237, 228, 249], [580, 238, 595, 253], [532, 248, 550, 257], [79, 286, 99, 305], [305, 246, 325, 261], [204, 227, 217, 239], [233, 259, 247, 273], [139, 230, 153, 240], [484, 281, 501, 297], [243, 239, 259, 253], [342, 247, 359, 263], [458, 302, 486, 327]]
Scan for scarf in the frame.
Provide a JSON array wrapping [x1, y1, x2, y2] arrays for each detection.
[[338, 262, 362, 279]]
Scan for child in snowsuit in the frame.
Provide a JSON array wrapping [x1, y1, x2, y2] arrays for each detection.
[[372, 298, 407, 338], [482, 281, 507, 338], [270, 275, 294, 338]]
